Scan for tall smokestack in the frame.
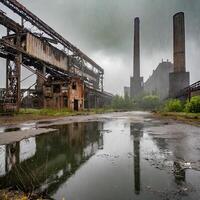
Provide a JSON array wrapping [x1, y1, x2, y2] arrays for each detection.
[[169, 12, 189, 98], [130, 17, 143, 98], [173, 12, 185, 72], [134, 17, 140, 78]]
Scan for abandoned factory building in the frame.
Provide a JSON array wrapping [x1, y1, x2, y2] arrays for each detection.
[[0, 1, 113, 112], [1, 23, 112, 111], [21, 75, 112, 111], [144, 60, 173, 100]]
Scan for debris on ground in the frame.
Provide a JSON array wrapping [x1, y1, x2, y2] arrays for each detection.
[[0, 189, 51, 200]]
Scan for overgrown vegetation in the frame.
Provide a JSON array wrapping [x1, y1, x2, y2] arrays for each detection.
[[0, 95, 199, 126], [156, 96, 200, 125], [19, 108, 74, 116], [111, 94, 135, 110], [162, 96, 200, 113], [111, 94, 200, 116], [19, 107, 115, 116], [185, 96, 200, 113], [139, 95, 160, 110], [163, 99, 183, 112], [0, 107, 116, 125], [0, 189, 49, 200], [111, 94, 160, 110]]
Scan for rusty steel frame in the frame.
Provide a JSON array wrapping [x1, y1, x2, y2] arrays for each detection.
[[1, 25, 22, 111], [0, 0, 104, 87], [0, 9, 103, 90], [0, 0, 109, 111], [0, 38, 98, 86], [4, 54, 21, 111]]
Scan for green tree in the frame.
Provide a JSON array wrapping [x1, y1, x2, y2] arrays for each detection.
[[140, 95, 160, 110], [164, 99, 183, 112], [185, 96, 200, 113], [111, 95, 135, 110]]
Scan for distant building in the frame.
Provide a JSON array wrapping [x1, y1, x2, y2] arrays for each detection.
[[144, 60, 173, 100], [124, 87, 130, 97]]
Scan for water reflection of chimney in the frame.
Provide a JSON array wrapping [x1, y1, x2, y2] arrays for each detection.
[[98, 132, 104, 150], [98, 122, 104, 150], [130, 123, 143, 195]]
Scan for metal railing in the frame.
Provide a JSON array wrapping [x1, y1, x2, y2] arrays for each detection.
[[176, 80, 200, 98]]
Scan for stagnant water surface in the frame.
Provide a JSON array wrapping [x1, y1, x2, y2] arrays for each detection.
[[0, 112, 200, 200]]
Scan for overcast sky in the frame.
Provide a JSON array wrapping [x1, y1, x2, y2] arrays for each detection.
[[0, 0, 200, 94]]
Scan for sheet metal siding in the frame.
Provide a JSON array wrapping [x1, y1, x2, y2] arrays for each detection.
[[26, 33, 68, 70]]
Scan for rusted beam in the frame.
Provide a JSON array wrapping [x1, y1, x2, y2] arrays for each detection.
[[0, 0, 104, 74], [0, 8, 103, 90], [0, 38, 100, 87], [0, 11, 24, 33], [22, 63, 47, 82]]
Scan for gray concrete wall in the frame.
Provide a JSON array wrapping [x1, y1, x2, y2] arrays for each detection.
[[124, 86, 130, 97], [144, 61, 173, 100], [169, 72, 190, 98], [130, 76, 143, 98]]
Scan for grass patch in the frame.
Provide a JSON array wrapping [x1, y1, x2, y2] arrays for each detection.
[[160, 112, 200, 119], [0, 108, 117, 125], [155, 111, 200, 126], [19, 108, 74, 116], [18, 108, 116, 116]]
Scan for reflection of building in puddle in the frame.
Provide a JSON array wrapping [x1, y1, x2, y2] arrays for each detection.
[[98, 132, 104, 150], [0, 122, 104, 195], [0, 138, 36, 177], [130, 123, 143, 195], [20, 137, 36, 162], [0, 146, 5, 176], [6, 143, 20, 172]]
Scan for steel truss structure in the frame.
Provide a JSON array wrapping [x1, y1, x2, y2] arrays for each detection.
[[0, 0, 105, 111]]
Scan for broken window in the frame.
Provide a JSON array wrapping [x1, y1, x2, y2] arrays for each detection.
[[53, 84, 61, 93], [63, 97, 68, 107], [72, 82, 77, 90]]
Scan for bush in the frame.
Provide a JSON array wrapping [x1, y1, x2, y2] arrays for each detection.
[[111, 95, 135, 110], [164, 99, 183, 112], [140, 95, 160, 110], [185, 96, 200, 113]]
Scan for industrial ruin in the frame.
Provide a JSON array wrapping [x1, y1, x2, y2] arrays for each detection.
[[125, 12, 200, 100], [0, 0, 112, 112]]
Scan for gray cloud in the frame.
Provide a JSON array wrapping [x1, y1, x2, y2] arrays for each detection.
[[0, 0, 200, 94]]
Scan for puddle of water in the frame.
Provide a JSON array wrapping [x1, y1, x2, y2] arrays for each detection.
[[0, 117, 199, 200], [3, 127, 21, 132], [36, 121, 53, 125], [0, 121, 43, 133]]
